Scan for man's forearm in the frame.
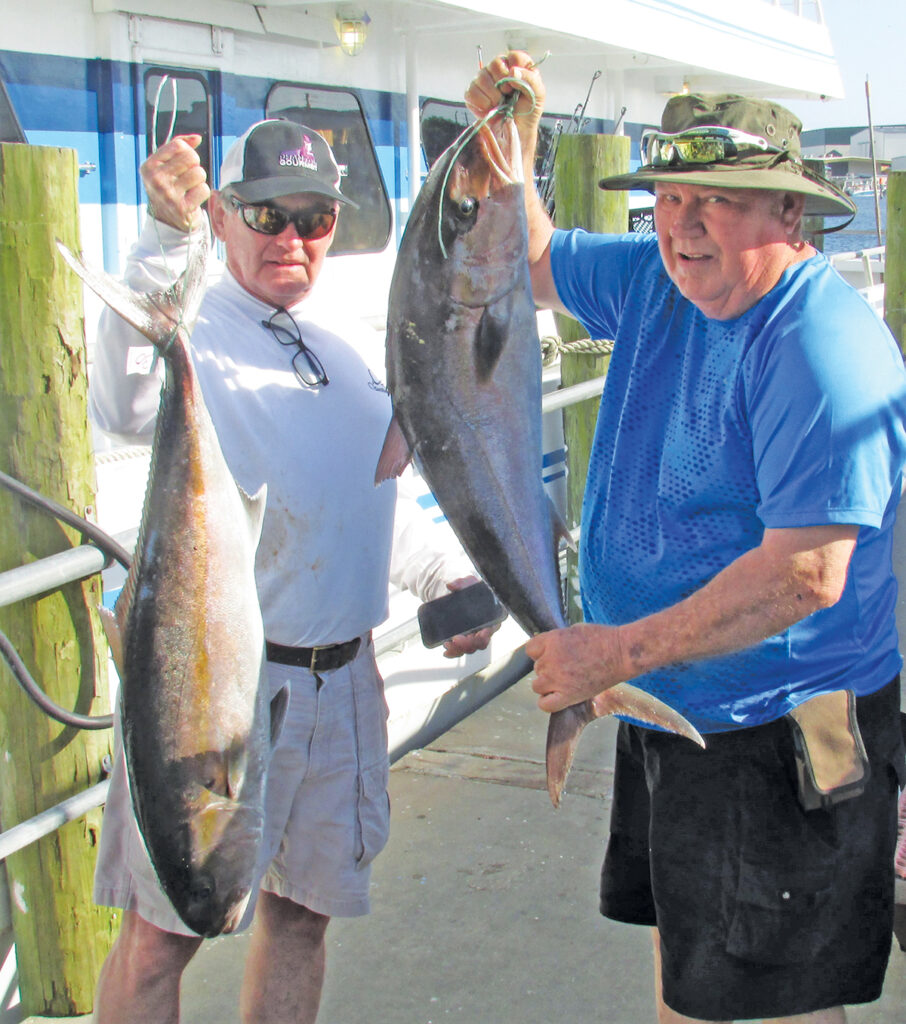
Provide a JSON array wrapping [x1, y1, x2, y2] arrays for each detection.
[[618, 524, 859, 679]]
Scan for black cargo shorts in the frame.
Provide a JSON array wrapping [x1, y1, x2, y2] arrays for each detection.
[[599, 677, 904, 1021]]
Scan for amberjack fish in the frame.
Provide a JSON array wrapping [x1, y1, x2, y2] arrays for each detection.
[[58, 238, 273, 936], [376, 104, 703, 807]]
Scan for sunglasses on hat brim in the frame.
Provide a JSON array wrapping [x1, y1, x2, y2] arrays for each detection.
[[640, 126, 791, 168]]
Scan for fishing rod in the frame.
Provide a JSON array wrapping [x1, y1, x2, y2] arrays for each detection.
[[538, 69, 602, 215], [613, 105, 627, 134]]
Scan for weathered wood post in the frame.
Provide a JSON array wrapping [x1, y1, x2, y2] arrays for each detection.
[[552, 134, 630, 621], [885, 171, 906, 355], [0, 142, 117, 1016]]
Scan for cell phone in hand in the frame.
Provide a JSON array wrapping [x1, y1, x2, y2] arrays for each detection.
[[417, 581, 507, 649]]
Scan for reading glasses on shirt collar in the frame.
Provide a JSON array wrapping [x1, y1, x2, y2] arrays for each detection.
[[229, 195, 337, 241], [261, 307, 330, 388], [640, 126, 788, 167]]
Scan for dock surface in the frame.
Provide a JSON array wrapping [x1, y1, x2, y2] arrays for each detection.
[[22, 675, 906, 1023]]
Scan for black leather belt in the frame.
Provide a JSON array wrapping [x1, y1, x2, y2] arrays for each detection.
[[265, 636, 362, 673]]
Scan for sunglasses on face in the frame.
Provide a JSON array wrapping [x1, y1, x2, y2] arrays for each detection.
[[261, 307, 329, 388], [228, 195, 338, 240], [640, 126, 786, 168]]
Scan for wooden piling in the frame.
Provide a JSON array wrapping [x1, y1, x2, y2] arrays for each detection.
[[0, 142, 116, 1016], [885, 171, 906, 354], [552, 133, 630, 622]]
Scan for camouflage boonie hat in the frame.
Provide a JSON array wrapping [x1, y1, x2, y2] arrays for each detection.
[[599, 93, 855, 220]]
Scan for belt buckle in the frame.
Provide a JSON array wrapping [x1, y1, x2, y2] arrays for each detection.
[[309, 645, 328, 674], [309, 637, 360, 674]]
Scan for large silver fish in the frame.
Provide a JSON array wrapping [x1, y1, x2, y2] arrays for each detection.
[[58, 238, 272, 936], [376, 106, 703, 807]]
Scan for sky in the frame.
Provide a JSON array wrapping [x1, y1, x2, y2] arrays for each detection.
[[784, 0, 904, 130]]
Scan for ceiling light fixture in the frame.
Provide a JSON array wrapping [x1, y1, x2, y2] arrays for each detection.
[[335, 12, 370, 56]]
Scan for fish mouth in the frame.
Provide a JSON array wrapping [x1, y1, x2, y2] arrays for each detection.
[[474, 112, 523, 189], [448, 114, 522, 202], [439, 113, 527, 303], [176, 873, 253, 937]]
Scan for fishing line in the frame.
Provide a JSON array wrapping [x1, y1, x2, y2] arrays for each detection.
[[436, 77, 538, 259], [147, 73, 203, 350], [152, 74, 178, 151]]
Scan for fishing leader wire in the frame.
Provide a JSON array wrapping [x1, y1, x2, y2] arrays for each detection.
[[436, 76, 539, 259], [146, 74, 209, 355]]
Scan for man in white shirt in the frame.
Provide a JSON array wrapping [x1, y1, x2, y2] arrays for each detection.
[[90, 119, 492, 1024]]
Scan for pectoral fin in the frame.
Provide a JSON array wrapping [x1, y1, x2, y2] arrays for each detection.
[[474, 293, 513, 382]]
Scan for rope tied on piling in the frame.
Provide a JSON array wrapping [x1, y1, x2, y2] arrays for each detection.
[[540, 334, 615, 366]]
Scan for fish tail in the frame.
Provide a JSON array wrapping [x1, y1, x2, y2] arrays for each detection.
[[595, 683, 705, 749], [56, 232, 208, 352], [545, 686, 705, 808], [545, 700, 597, 808]]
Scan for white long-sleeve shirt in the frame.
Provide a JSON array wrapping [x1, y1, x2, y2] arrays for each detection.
[[90, 219, 472, 647]]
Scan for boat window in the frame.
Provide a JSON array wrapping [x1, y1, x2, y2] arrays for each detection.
[[143, 69, 212, 183], [0, 77, 26, 144], [266, 84, 391, 256]]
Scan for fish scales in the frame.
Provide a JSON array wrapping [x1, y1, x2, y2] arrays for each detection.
[[58, 238, 269, 936], [377, 109, 703, 807]]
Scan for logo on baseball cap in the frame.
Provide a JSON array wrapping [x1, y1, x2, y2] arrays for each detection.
[[219, 119, 358, 207]]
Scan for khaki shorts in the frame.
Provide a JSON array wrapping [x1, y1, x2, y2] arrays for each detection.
[[94, 637, 390, 936]]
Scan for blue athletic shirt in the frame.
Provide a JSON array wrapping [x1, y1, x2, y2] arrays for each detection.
[[550, 229, 906, 733]]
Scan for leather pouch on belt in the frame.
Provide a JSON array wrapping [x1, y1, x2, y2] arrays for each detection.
[[786, 690, 869, 812]]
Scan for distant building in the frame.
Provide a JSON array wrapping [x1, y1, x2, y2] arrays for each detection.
[[800, 125, 906, 193]]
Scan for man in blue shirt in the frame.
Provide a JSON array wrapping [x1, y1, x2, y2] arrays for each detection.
[[468, 54, 906, 1023]]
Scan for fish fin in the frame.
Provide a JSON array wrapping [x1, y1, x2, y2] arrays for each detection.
[[99, 605, 124, 678], [270, 686, 290, 747], [374, 414, 412, 483], [474, 294, 513, 382], [545, 701, 597, 808], [594, 683, 705, 748], [239, 483, 267, 546], [169, 229, 209, 328], [55, 234, 208, 350]]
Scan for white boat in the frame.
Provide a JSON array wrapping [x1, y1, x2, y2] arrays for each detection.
[[844, 177, 886, 197]]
